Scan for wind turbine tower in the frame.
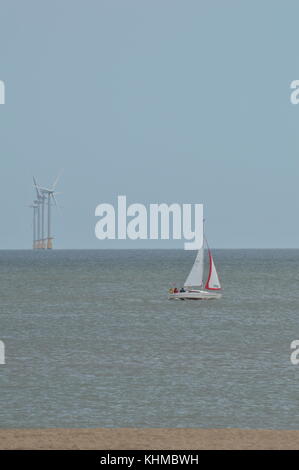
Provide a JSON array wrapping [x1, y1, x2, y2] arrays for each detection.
[[29, 202, 38, 249], [33, 176, 49, 249], [40, 192, 46, 249], [38, 173, 61, 249], [33, 177, 43, 249], [36, 197, 42, 248]]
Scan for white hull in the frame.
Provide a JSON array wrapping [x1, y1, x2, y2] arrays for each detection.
[[169, 289, 222, 300]]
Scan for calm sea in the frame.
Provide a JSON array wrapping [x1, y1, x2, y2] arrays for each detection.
[[0, 249, 299, 429]]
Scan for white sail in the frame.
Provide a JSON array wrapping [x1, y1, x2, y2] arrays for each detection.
[[205, 250, 221, 290], [184, 244, 204, 287]]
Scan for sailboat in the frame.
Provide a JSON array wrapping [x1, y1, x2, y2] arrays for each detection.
[[168, 239, 222, 300]]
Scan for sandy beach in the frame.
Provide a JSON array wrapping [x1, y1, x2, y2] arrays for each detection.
[[0, 428, 298, 450]]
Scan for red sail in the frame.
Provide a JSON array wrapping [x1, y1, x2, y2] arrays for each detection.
[[205, 250, 221, 290]]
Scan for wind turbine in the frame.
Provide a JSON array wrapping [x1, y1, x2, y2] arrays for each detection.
[[37, 172, 61, 249], [34, 177, 50, 249], [33, 177, 43, 248], [28, 201, 38, 249]]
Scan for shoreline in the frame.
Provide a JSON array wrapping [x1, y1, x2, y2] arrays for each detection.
[[0, 428, 299, 450]]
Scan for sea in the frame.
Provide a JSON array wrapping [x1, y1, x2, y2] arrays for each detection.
[[0, 249, 299, 429]]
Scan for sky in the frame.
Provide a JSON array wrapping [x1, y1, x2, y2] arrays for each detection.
[[0, 0, 298, 249]]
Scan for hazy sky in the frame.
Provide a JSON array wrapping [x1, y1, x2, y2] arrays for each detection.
[[0, 0, 298, 249]]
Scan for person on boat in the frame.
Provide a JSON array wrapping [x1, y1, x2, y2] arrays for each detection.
[[168, 287, 174, 294], [174, 287, 178, 293], [180, 287, 185, 292]]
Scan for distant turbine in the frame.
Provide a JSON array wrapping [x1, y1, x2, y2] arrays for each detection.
[[28, 201, 38, 249], [34, 176, 50, 249], [37, 172, 62, 249], [39, 192, 46, 249], [33, 177, 42, 249]]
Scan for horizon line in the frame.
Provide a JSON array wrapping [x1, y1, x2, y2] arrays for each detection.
[[0, 247, 299, 251]]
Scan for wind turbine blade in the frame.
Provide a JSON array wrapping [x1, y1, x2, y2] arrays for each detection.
[[37, 186, 51, 192], [52, 194, 58, 206], [52, 169, 63, 190], [33, 176, 41, 197], [52, 193, 62, 214]]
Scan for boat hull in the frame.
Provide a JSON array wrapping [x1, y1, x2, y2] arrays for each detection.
[[169, 289, 222, 300]]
